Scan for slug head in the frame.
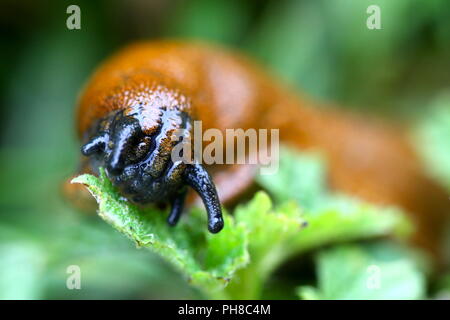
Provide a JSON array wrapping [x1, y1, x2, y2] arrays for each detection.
[[81, 108, 224, 233]]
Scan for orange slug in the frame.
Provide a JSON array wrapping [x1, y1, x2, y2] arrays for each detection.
[[67, 40, 449, 260]]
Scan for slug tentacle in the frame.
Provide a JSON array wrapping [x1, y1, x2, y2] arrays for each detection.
[[106, 115, 142, 175], [184, 163, 224, 233], [81, 133, 109, 156], [167, 188, 188, 226]]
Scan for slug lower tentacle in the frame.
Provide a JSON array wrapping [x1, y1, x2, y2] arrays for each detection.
[[167, 188, 188, 227]]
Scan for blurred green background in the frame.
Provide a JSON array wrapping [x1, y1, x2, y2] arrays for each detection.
[[0, 0, 449, 299]]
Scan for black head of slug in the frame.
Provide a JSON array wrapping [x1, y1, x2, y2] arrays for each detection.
[[81, 109, 224, 233]]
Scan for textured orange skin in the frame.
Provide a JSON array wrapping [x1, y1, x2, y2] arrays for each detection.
[[75, 40, 449, 260]]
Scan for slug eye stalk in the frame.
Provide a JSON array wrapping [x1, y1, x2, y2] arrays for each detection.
[[81, 133, 108, 156], [184, 163, 224, 233], [105, 117, 141, 175]]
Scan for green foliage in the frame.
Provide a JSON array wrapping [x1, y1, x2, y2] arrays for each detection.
[[257, 148, 412, 243], [0, 243, 45, 300], [0, 211, 198, 300], [73, 149, 412, 299], [223, 193, 307, 299], [1, 0, 448, 301], [72, 169, 249, 296], [245, 0, 450, 109], [166, 0, 250, 44], [414, 93, 450, 192], [297, 242, 426, 300], [225, 150, 411, 299], [434, 273, 450, 299]]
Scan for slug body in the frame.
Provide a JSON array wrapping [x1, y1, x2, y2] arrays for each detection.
[[73, 41, 449, 258]]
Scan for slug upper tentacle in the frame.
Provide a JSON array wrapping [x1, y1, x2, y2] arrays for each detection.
[[81, 133, 108, 156]]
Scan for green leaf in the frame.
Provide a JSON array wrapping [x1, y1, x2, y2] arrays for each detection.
[[223, 192, 307, 299], [226, 194, 410, 299], [244, 148, 411, 299], [223, 190, 410, 299], [71, 169, 249, 296], [297, 242, 426, 300], [257, 149, 327, 209], [72, 148, 412, 300], [257, 148, 412, 246]]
